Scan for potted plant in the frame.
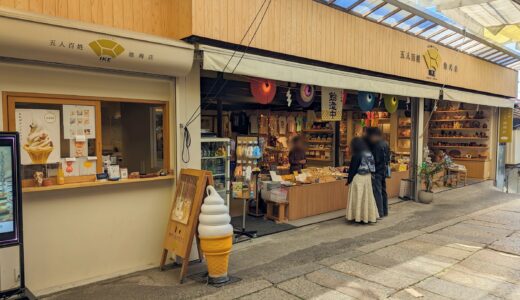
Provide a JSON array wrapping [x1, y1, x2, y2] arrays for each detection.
[[418, 160, 448, 203]]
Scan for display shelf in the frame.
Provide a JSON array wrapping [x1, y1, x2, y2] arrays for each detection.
[[429, 137, 488, 140], [212, 173, 226, 177], [23, 175, 175, 193], [201, 156, 227, 160], [429, 128, 489, 131], [430, 119, 486, 122], [433, 110, 480, 113], [307, 158, 332, 162], [303, 129, 333, 133], [430, 145, 488, 149], [451, 157, 489, 162], [306, 140, 332, 144], [308, 148, 332, 151]]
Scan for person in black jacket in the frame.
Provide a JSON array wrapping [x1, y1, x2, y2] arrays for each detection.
[[365, 127, 390, 218], [346, 137, 379, 223]]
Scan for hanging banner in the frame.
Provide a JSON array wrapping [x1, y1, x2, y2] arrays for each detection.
[[499, 107, 513, 143], [321, 87, 343, 121]]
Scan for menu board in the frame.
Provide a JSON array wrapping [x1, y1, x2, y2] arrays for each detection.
[[15, 109, 61, 165], [62, 105, 96, 139], [0, 146, 13, 235]]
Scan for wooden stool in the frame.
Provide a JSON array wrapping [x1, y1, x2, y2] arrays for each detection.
[[448, 168, 467, 187], [265, 199, 288, 224]]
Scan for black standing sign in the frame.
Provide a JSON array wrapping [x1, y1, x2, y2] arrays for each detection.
[[0, 132, 34, 299]]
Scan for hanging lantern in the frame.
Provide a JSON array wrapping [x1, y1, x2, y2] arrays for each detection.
[[296, 84, 315, 108], [250, 77, 277, 104], [358, 92, 376, 112], [384, 95, 399, 113], [342, 90, 348, 105]]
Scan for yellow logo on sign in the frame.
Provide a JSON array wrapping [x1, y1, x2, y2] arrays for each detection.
[[89, 39, 125, 61], [423, 46, 441, 77]]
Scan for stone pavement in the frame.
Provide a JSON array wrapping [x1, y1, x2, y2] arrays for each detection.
[[45, 182, 520, 299]]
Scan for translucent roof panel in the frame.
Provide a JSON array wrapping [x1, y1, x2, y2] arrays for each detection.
[[381, 10, 411, 26], [430, 29, 455, 42], [408, 20, 434, 35], [351, 0, 384, 16], [395, 15, 423, 31], [419, 25, 444, 38], [366, 3, 398, 21], [330, 0, 361, 10]]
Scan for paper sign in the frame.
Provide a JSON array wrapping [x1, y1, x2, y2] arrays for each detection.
[[63, 105, 96, 139], [321, 87, 343, 121], [61, 158, 79, 177], [16, 109, 61, 165], [78, 156, 97, 175], [499, 107, 513, 143]]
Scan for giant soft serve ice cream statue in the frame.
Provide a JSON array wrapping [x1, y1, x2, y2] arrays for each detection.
[[198, 186, 234, 284]]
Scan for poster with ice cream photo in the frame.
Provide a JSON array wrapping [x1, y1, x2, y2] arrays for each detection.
[[16, 109, 61, 165]]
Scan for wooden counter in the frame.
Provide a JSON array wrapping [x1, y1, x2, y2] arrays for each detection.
[[286, 180, 348, 220], [452, 159, 491, 179], [386, 170, 410, 199]]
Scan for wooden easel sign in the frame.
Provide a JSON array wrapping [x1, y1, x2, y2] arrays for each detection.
[[160, 169, 213, 283]]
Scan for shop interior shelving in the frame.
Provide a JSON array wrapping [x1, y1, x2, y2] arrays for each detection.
[[304, 119, 334, 166], [201, 137, 231, 205]]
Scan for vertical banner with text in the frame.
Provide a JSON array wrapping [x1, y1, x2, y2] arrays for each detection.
[[499, 107, 513, 143], [321, 87, 343, 121]]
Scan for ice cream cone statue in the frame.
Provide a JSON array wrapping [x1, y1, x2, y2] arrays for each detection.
[[198, 186, 234, 284]]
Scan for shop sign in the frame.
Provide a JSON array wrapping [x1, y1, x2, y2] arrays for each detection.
[[0, 13, 193, 76], [499, 107, 513, 143], [321, 87, 343, 121], [399, 45, 459, 80]]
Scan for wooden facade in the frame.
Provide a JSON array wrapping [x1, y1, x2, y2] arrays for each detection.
[[1, 0, 517, 97]]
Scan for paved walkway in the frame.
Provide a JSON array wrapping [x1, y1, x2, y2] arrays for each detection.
[[46, 182, 520, 299]]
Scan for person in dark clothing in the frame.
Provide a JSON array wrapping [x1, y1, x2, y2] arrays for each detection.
[[289, 135, 306, 173], [346, 137, 378, 223], [365, 127, 390, 218]]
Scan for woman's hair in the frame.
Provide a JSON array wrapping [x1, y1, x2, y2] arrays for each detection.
[[350, 137, 368, 154]]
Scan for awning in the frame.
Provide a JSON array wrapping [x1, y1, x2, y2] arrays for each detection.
[[201, 45, 515, 108], [0, 8, 194, 77]]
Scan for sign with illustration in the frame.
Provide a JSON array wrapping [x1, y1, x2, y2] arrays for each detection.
[[400, 45, 459, 80], [499, 107, 513, 143], [15, 109, 61, 165], [62, 105, 96, 139], [321, 87, 343, 121]]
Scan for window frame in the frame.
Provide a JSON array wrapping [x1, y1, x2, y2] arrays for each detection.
[[2, 92, 170, 189]]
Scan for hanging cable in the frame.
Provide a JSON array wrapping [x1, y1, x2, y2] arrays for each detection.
[[181, 0, 273, 163]]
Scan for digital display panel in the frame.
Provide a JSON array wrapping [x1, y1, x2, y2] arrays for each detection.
[[0, 134, 20, 246]]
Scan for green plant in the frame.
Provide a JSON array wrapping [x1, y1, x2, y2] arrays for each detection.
[[419, 160, 449, 193]]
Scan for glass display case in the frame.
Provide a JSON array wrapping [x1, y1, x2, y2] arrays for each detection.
[[201, 137, 231, 206]]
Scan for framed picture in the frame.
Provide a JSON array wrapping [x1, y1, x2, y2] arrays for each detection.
[[108, 165, 120, 180], [201, 116, 214, 132]]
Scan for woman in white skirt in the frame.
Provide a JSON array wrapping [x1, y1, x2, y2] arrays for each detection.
[[346, 138, 379, 223]]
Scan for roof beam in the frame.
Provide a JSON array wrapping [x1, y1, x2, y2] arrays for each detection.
[[391, 13, 414, 28], [403, 19, 427, 32], [344, 0, 365, 12]]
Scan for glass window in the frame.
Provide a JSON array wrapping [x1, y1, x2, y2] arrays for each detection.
[[5, 95, 168, 188], [101, 102, 165, 174], [408, 20, 434, 35]]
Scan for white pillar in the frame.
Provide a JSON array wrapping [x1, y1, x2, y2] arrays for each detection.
[[175, 60, 202, 173]]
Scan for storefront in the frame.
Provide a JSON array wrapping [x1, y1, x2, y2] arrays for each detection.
[[0, 9, 194, 295], [194, 44, 515, 233]]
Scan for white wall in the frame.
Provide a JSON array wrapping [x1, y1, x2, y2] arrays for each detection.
[[0, 62, 180, 295]]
